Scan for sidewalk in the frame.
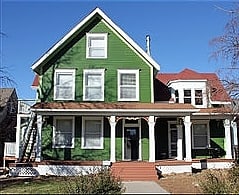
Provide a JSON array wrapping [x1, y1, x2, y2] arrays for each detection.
[[122, 181, 169, 194]]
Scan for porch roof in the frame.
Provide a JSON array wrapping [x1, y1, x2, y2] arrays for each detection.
[[31, 102, 199, 116]]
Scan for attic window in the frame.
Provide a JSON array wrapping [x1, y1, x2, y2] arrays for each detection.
[[86, 33, 108, 58]]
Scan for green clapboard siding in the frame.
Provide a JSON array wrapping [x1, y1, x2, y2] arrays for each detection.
[[40, 20, 152, 103]]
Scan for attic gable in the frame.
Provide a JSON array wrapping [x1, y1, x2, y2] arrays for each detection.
[[31, 7, 160, 75]]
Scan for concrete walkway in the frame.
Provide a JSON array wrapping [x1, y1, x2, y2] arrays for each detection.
[[122, 181, 169, 194]]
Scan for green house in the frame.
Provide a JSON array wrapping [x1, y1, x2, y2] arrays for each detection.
[[9, 7, 237, 177]]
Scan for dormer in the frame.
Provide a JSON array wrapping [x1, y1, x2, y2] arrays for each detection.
[[156, 69, 231, 108]]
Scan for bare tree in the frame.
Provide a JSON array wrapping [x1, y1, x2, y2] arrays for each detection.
[[210, 3, 239, 100]]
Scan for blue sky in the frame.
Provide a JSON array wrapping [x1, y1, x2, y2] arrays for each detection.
[[1, 0, 234, 99]]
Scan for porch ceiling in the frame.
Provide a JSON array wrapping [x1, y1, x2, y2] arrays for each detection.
[[31, 102, 200, 116]]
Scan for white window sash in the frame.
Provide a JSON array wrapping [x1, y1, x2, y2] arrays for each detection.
[[86, 33, 108, 58], [81, 117, 103, 149], [54, 69, 75, 100], [118, 69, 139, 101], [83, 69, 104, 101], [53, 116, 75, 148]]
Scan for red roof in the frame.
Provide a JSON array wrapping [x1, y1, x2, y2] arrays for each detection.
[[156, 68, 231, 102]]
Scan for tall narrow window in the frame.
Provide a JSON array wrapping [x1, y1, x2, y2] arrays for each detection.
[[82, 117, 103, 149], [175, 90, 179, 103], [86, 33, 107, 58], [195, 90, 203, 105], [54, 69, 75, 100], [53, 116, 75, 148], [184, 89, 191, 104], [83, 69, 104, 101], [118, 70, 139, 101]]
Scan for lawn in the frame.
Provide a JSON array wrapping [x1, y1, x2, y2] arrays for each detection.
[[0, 176, 66, 194]]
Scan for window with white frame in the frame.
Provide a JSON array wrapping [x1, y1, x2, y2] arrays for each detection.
[[86, 33, 108, 58], [195, 90, 203, 105], [175, 90, 179, 103], [83, 69, 104, 101], [118, 69, 139, 101], [192, 122, 209, 149], [82, 117, 103, 149], [54, 69, 75, 100], [53, 116, 75, 148], [184, 89, 191, 104]]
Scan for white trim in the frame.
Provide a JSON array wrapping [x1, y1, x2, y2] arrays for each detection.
[[81, 116, 104, 149], [167, 79, 207, 86], [31, 8, 160, 73], [192, 120, 210, 149], [53, 116, 75, 148], [54, 69, 76, 100], [83, 69, 105, 101], [86, 33, 108, 59], [117, 69, 139, 101], [168, 121, 177, 158]]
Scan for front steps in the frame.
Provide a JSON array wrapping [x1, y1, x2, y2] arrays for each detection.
[[111, 161, 158, 181]]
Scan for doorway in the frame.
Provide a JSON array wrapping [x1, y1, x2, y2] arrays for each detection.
[[124, 127, 139, 160]]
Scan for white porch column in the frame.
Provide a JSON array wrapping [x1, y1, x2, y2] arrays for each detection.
[[224, 119, 232, 159], [231, 121, 238, 146], [15, 114, 22, 159], [35, 114, 42, 162], [177, 124, 183, 160], [109, 116, 116, 162], [184, 115, 192, 162], [148, 116, 155, 162]]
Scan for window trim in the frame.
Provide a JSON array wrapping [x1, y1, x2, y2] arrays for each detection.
[[52, 116, 75, 148], [83, 69, 105, 101], [192, 121, 210, 149], [183, 89, 191, 104], [86, 33, 108, 59], [81, 116, 104, 149], [54, 69, 75, 100], [117, 69, 139, 101], [195, 89, 203, 106]]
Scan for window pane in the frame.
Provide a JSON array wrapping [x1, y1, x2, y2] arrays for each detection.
[[88, 36, 106, 58], [193, 124, 208, 148], [84, 72, 103, 100], [120, 87, 136, 99], [121, 74, 136, 85], [195, 90, 203, 105], [55, 72, 73, 100], [84, 120, 102, 148], [55, 118, 73, 147]]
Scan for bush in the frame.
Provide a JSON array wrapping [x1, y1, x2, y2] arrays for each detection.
[[60, 166, 125, 194], [198, 165, 239, 194]]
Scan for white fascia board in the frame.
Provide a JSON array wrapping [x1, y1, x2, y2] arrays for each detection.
[[31, 7, 160, 73], [31, 108, 199, 116], [167, 79, 207, 86], [210, 100, 232, 105]]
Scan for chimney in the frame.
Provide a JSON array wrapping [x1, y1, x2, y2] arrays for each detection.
[[146, 35, 151, 56]]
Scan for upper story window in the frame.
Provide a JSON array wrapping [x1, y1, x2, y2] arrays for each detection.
[[83, 69, 104, 101], [195, 90, 203, 105], [184, 89, 191, 104], [54, 69, 75, 100], [53, 116, 75, 148], [86, 33, 108, 58], [118, 69, 139, 101]]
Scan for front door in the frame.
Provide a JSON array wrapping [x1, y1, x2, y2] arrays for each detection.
[[124, 127, 139, 160]]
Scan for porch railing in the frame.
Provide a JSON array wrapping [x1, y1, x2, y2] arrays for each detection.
[[18, 99, 36, 114], [4, 142, 16, 167]]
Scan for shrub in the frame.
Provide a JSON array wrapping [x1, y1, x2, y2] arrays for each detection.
[[198, 165, 239, 194], [60, 166, 125, 194]]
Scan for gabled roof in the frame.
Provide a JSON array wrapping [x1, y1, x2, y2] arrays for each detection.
[[0, 88, 17, 106], [157, 68, 231, 102], [31, 7, 160, 74]]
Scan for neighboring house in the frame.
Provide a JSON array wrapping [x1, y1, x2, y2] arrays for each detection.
[[0, 88, 18, 167], [9, 7, 238, 177]]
